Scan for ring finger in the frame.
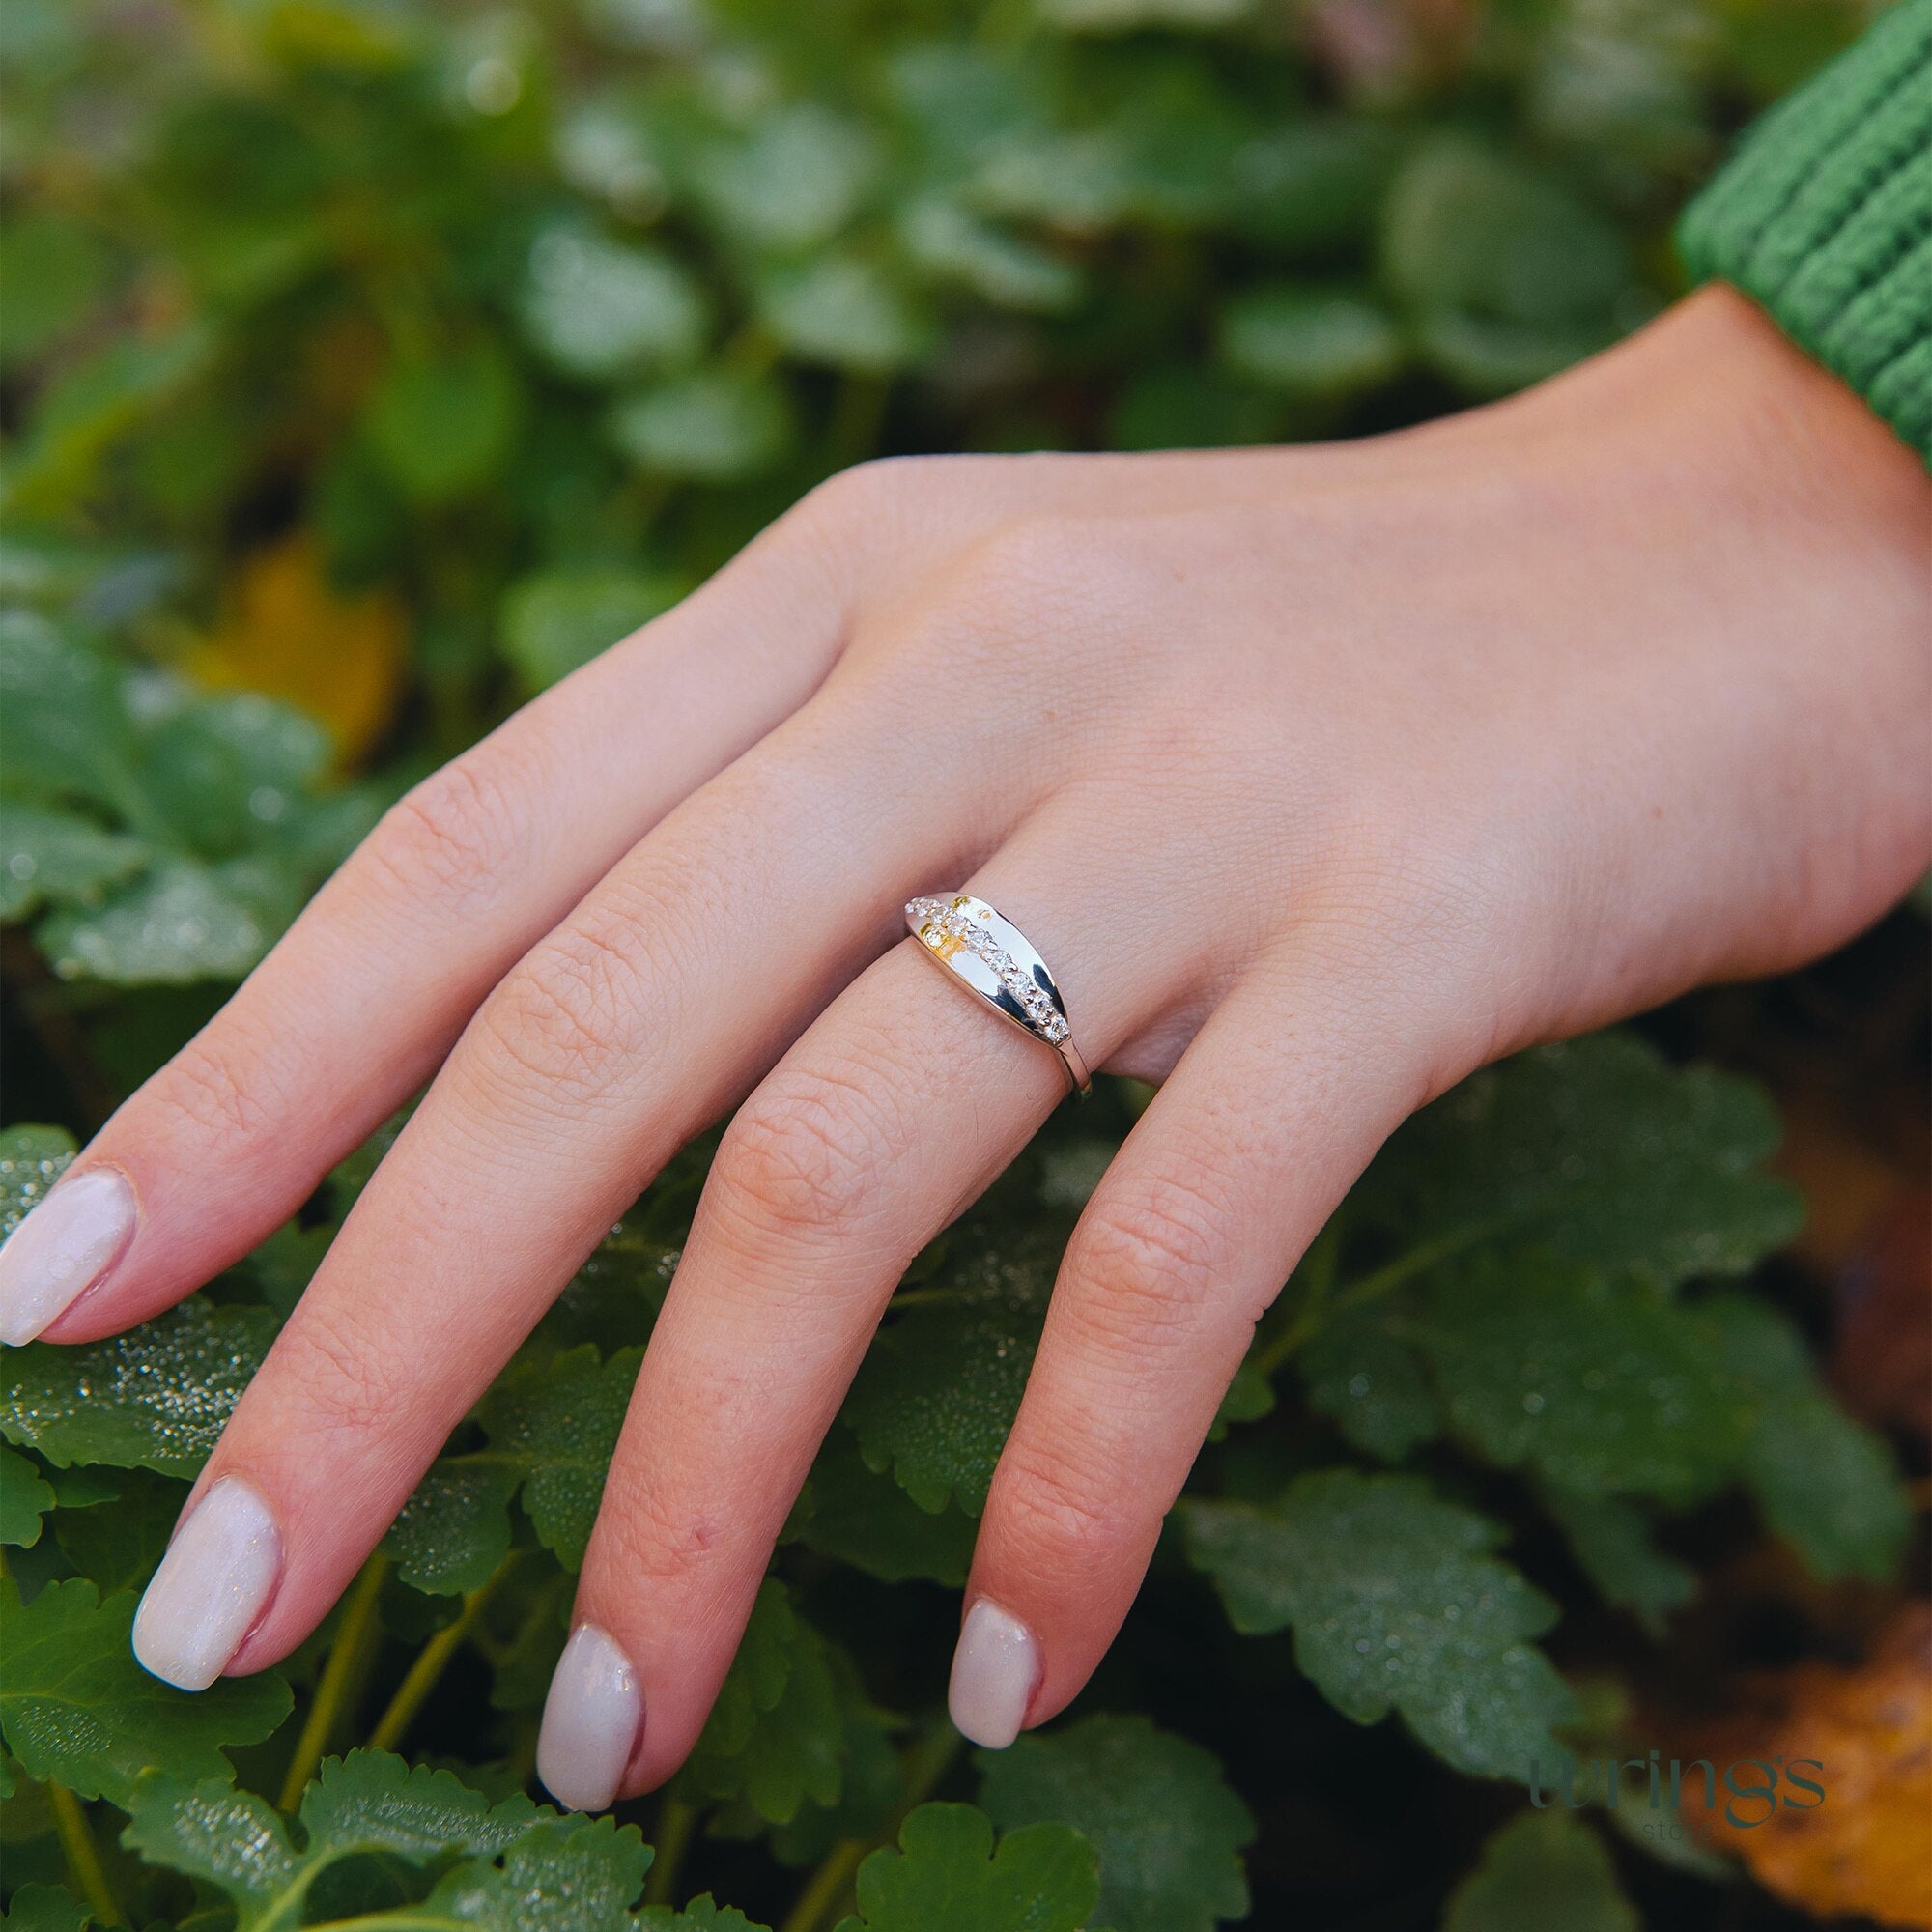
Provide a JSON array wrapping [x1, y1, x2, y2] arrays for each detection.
[[545, 814, 1216, 1806]]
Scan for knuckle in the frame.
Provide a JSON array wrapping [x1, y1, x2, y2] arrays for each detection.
[[713, 1068, 897, 1249], [994, 1441, 1135, 1572], [356, 753, 530, 914], [1067, 1166, 1236, 1334], [148, 1013, 284, 1144], [473, 924, 648, 1097], [275, 1306, 412, 1439]]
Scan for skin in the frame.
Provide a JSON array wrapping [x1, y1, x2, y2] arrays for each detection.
[[20, 284, 1932, 1795]]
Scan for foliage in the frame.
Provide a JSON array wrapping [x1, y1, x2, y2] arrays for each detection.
[[0, 0, 1902, 1927]]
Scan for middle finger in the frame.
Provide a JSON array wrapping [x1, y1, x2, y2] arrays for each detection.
[[128, 668, 1030, 1693]]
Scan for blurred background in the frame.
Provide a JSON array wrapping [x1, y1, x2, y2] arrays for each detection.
[[3, 0, 1869, 769]]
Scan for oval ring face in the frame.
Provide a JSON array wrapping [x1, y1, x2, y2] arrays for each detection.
[[904, 894, 1092, 1095]]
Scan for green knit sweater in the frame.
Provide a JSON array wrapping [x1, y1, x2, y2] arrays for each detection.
[[1679, 0, 1932, 462]]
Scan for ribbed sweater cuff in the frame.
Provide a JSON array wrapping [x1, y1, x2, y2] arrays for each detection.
[[1679, 0, 1932, 464]]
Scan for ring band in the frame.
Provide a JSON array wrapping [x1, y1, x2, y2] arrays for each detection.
[[905, 894, 1093, 1097]]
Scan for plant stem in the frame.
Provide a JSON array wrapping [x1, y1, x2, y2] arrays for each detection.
[[781, 1723, 962, 1932], [642, 1796, 696, 1905], [1253, 1218, 1495, 1375], [779, 1840, 865, 1932], [279, 1552, 389, 1810], [366, 1558, 515, 1756], [48, 1781, 124, 1926]]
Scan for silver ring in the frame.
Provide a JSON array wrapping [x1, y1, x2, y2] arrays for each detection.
[[905, 894, 1093, 1097]]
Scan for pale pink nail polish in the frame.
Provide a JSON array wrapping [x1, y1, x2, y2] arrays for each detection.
[[537, 1624, 643, 1811], [0, 1166, 136, 1347], [132, 1477, 282, 1690], [949, 1599, 1040, 1749]]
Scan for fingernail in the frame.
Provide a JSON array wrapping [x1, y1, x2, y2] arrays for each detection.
[[949, 1599, 1040, 1749], [538, 1624, 643, 1812], [132, 1477, 282, 1691], [0, 1166, 136, 1346]]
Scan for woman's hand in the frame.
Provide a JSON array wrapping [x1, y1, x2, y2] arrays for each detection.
[[2, 285, 1926, 1811]]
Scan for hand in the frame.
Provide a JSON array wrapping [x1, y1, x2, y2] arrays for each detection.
[[2, 285, 1925, 1812]]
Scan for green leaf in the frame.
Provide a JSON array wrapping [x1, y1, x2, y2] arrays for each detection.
[[897, 199, 1080, 313], [0, 802, 148, 920], [363, 346, 523, 505], [1297, 1308, 1440, 1461], [0, 1297, 279, 1476], [788, 1428, 975, 1586], [1410, 1255, 1752, 1502], [1381, 136, 1628, 328], [135, 691, 330, 860], [639, 1899, 768, 1931], [36, 857, 287, 984], [1539, 1487, 1696, 1635], [0, 1123, 74, 1239], [0, 1445, 56, 1547], [835, 1803, 1097, 1932], [499, 567, 685, 692], [1707, 1293, 1910, 1580], [383, 1456, 519, 1595], [1360, 1034, 1802, 1290], [977, 1715, 1252, 1932], [763, 1649, 898, 1863], [1181, 1469, 1577, 1778], [0, 611, 136, 814], [8, 327, 213, 513], [694, 106, 876, 250], [843, 1220, 1065, 1514], [519, 223, 707, 381], [676, 1581, 845, 1826], [1218, 287, 1406, 399], [0, 219, 110, 367], [1208, 1356, 1275, 1441], [475, 1345, 641, 1570], [122, 1750, 540, 1928], [755, 257, 934, 372], [608, 372, 793, 484], [1, 1883, 93, 1932], [0, 1574, 290, 1804], [417, 1812, 652, 1930], [1442, 1808, 1638, 1932], [55, 1468, 189, 1596]]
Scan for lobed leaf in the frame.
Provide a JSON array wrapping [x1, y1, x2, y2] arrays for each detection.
[[0, 800, 149, 921], [0, 1574, 290, 1804], [1357, 1034, 1802, 1289], [676, 1581, 846, 1827], [835, 1803, 1098, 1932], [1708, 1293, 1911, 1581], [1410, 1254, 1752, 1503], [1442, 1807, 1638, 1932], [0, 1125, 76, 1239], [842, 1220, 1065, 1514], [978, 1714, 1253, 1932], [1181, 1469, 1577, 1779], [122, 1749, 541, 1929], [0, 1443, 56, 1548], [0, 1298, 278, 1477]]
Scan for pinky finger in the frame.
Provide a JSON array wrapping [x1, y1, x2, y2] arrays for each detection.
[[951, 955, 1448, 1747]]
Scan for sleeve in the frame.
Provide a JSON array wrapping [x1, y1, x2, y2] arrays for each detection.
[[1677, 0, 1932, 463]]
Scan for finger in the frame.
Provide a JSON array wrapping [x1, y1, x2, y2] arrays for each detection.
[[128, 668, 1035, 1695], [4, 540, 848, 1350], [546, 827, 1211, 1809], [952, 954, 1444, 1747]]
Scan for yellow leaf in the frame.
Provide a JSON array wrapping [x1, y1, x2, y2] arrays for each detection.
[[190, 532, 405, 765], [1716, 1605, 1932, 1930]]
